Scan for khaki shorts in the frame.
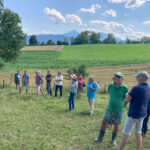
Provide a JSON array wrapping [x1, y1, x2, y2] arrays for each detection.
[[123, 115, 145, 135], [36, 84, 41, 92], [88, 98, 95, 104]]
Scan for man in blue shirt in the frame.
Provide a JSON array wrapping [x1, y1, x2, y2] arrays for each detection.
[[14, 70, 21, 88], [142, 83, 150, 137], [118, 71, 150, 150], [45, 70, 52, 96], [87, 76, 99, 116]]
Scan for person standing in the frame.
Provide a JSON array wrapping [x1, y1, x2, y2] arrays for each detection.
[[87, 77, 99, 116], [94, 72, 128, 146], [19, 70, 29, 94], [14, 70, 21, 88], [117, 71, 150, 150], [45, 70, 52, 96], [55, 72, 63, 99], [67, 75, 78, 111], [77, 74, 84, 99], [35, 70, 43, 98]]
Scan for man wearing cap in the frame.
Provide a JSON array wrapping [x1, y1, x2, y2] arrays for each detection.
[[67, 75, 78, 111], [94, 72, 128, 146], [118, 71, 150, 150]]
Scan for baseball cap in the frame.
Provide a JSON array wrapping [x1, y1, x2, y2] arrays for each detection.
[[133, 71, 149, 80], [114, 72, 124, 78]]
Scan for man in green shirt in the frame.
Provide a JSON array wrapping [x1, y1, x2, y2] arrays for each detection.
[[94, 72, 128, 146]]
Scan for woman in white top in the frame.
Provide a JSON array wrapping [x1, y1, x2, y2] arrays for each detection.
[[55, 72, 63, 98]]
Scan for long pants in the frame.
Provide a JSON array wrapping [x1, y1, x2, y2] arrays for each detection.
[[55, 85, 62, 97], [46, 83, 52, 96], [68, 92, 76, 110], [142, 113, 150, 134]]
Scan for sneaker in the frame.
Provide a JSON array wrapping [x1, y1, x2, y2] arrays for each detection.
[[89, 112, 93, 116], [94, 137, 103, 142], [142, 133, 146, 137], [66, 109, 71, 112], [111, 140, 117, 146]]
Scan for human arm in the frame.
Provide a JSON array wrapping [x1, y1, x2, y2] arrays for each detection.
[[124, 93, 132, 107]]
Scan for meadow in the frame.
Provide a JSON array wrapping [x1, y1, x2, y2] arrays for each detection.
[[0, 44, 150, 150], [1, 44, 150, 72]]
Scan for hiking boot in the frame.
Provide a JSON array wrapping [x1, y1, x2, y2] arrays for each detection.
[[111, 140, 117, 146]]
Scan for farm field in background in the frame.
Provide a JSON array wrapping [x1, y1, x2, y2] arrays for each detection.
[[1, 44, 150, 71]]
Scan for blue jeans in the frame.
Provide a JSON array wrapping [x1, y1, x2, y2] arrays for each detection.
[[142, 113, 150, 134], [46, 83, 52, 96], [68, 92, 76, 110], [55, 85, 62, 97]]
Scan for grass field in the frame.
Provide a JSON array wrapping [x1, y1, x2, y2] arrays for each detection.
[[1, 44, 150, 71], [0, 84, 149, 150]]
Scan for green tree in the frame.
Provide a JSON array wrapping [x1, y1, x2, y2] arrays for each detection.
[[29, 35, 38, 45], [57, 40, 63, 45], [103, 33, 116, 44], [125, 38, 132, 44], [0, 0, 26, 64], [40, 41, 45, 45], [141, 36, 150, 43], [47, 40, 55, 45], [89, 32, 101, 44]]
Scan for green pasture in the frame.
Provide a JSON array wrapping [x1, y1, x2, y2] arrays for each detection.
[[1, 44, 150, 71], [0, 86, 149, 150]]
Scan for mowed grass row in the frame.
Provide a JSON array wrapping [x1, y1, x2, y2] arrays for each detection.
[[0, 86, 150, 150], [2, 44, 150, 71]]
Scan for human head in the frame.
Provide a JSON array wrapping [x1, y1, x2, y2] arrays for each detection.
[[70, 70, 74, 74], [113, 72, 124, 84], [88, 76, 94, 83], [58, 72, 61, 76], [17, 70, 20, 73], [47, 70, 50, 74], [133, 71, 149, 84], [78, 74, 81, 78], [35, 70, 39, 75], [24, 70, 27, 74], [72, 75, 77, 81]]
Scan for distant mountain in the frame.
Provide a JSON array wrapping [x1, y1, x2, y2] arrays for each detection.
[[26, 30, 123, 44]]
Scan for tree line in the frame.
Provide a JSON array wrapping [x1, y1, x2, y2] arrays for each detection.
[[28, 31, 150, 46]]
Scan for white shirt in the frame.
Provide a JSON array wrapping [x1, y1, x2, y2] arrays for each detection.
[[55, 75, 63, 86]]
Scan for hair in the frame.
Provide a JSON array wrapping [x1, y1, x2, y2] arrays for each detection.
[[88, 76, 94, 81]]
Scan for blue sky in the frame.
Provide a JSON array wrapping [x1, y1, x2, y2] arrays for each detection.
[[4, 0, 150, 39]]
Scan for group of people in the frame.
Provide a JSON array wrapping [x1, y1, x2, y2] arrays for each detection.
[[14, 70, 150, 150], [93, 71, 150, 150]]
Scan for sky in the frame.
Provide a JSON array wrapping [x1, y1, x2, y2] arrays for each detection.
[[4, 0, 150, 40]]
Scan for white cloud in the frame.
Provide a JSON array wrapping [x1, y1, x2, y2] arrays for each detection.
[[143, 20, 150, 24], [66, 14, 82, 25], [43, 7, 66, 24], [108, 0, 150, 8], [79, 4, 101, 13], [22, 28, 28, 34], [101, 9, 117, 17], [41, 30, 56, 34], [89, 20, 150, 39]]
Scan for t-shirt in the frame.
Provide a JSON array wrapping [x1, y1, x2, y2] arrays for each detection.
[[107, 83, 128, 113], [128, 83, 150, 119], [147, 83, 150, 114], [77, 77, 84, 88], [87, 81, 99, 98], [46, 74, 52, 84], [15, 73, 21, 81], [70, 81, 78, 94], [22, 74, 29, 84], [55, 75, 63, 86], [36, 74, 43, 85]]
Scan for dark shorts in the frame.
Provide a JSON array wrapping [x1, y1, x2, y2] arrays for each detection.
[[103, 109, 123, 125], [15, 80, 20, 85]]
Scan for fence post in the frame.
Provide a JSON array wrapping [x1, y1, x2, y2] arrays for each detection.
[[3, 80, 5, 88], [104, 84, 107, 93]]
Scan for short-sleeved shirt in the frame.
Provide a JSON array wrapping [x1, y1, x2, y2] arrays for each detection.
[[77, 77, 84, 87], [107, 83, 128, 113], [55, 75, 63, 86], [36, 74, 43, 85], [22, 74, 29, 84], [87, 81, 99, 98], [128, 83, 150, 119], [15, 73, 21, 81], [70, 81, 78, 94], [46, 74, 52, 84]]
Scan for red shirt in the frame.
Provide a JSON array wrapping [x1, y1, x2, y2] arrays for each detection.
[[77, 77, 84, 87]]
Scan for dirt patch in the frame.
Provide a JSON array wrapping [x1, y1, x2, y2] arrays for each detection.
[[21, 45, 65, 51]]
